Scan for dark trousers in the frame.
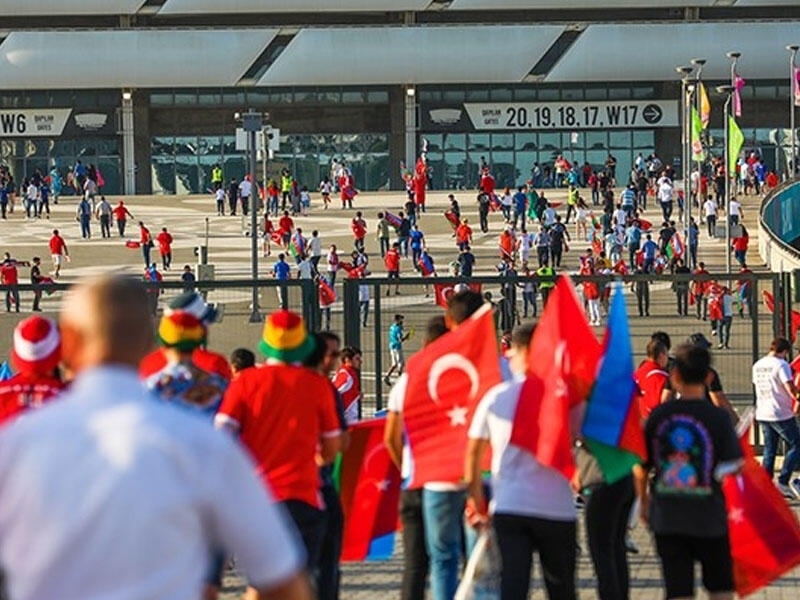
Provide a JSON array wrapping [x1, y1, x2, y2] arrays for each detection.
[[550, 245, 563, 267], [80, 215, 91, 238], [493, 513, 577, 600], [537, 246, 549, 267], [32, 286, 41, 311], [400, 489, 429, 600], [585, 475, 635, 600], [636, 284, 650, 316], [317, 484, 343, 600], [661, 200, 673, 222], [161, 252, 172, 271], [142, 244, 151, 267], [282, 500, 325, 572], [117, 219, 127, 237], [479, 208, 489, 233], [216, 199, 224, 215], [379, 237, 390, 257], [706, 214, 716, 237], [5, 287, 19, 312], [694, 294, 707, 319], [282, 191, 290, 211], [229, 197, 237, 215], [676, 287, 689, 315], [541, 286, 552, 307], [0, 201, 6, 219], [100, 215, 110, 237]]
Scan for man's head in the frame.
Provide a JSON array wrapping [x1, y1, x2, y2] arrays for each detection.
[[423, 316, 448, 346], [670, 343, 711, 388], [394, 314, 404, 325], [770, 337, 792, 358], [651, 330, 671, 351], [446, 289, 485, 327], [318, 331, 341, 375], [60, 275, 153, 374], [230, 348, 255, 376], [340, 346, 362, 370], [646, 339, 668, 368], [508, 321, 536, 375]]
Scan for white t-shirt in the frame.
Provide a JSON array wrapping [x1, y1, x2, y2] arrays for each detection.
[[753, 354, 795, 422], [703, 199, 717, 217], [657, 177, 673, 203], [728, 200, 741, 216], [297, 260, 313, 280], [238, 180, 252, 198], [310, 236, 322, 257], [468, 378, 576, 520]]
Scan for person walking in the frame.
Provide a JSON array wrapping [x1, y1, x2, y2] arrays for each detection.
[[674, 258, 691, 316], [0, 276, 313, 600], [96, 195, 112, 238], [112, 201, 134, 237], [156, 226, 173, 271], [703, 196, 718, 238], [633, 265, 650, 316], [139, 222, 153, 268], [48, 229, 68, 279], [376, 212, 391, 258], [30, 256, 44, 312], [753, 337, 800, 498], [333, 346, 362, 425], [0, 253, 25, 313], [76, 196, 92, 239], [383, 314, 409, 386]]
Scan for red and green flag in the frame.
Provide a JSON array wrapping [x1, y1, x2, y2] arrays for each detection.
[[665, 232, 684, 261], [581, 284, 646, 484]]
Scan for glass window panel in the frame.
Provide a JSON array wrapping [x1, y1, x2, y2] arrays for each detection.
[[489, 87, 512, 101], [562, 88, 582, 101], [443, 88, 465, 103], [175, 155, 199, 194], [366, 90, 388, 103], [514, 87, 536, 101], [492, 151, 515, 188], [222, 90, 247, 106], [516, 151, 537, 181], [608, 88, 631, 100], [466, 88, 490, 102], [778, 85, 790, 98], [222, 135, 237, 155], [633, 130, 654, 150], [96, 157, 121, 195], [586, 150, 607, 171], [151, 137, 174, 156], [467, 152, 486, 188], [538, 132, 560, 152], [319, 89, 341, 103], [198, 91, 222, 106], [342, 90, 364, 103], [442, 153, 465, 189], [365, 134, 388, 153], [631, 85, 655, 99], [151, 156, 176, 195], [754, 85, 776, 99], [609, 131, 630, 149], [491, 134, 513, 152], [419, 89, 441, 102], [538, 88, 559, 101], [426, 154, 444, 190], [295, 89, 318, 103], [515, 132, 537, 152], [150, 92, 173, 106], [424, 134, 443, 153], [585, 131, 607, 150], [614, 152, 633, 184], [222, 156, 246, 184], [198, 155, 219, 192], [444, 134, 466, 152], [468, 134, 490, 152], [175, 136, 199, 156], [271, 90, 293, 103], [584, 86, 607, 100], [174, 91, 198, 105], [246, 91, 269, 105]]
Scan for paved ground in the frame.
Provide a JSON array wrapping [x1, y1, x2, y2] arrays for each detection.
[[1, 185, 798, 597]]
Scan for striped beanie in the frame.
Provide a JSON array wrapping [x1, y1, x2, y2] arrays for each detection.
[[165, 291, 218, 326], [11, 316, 61, 374], [259, 309, 316, 363], [158, 311, 207, 351]]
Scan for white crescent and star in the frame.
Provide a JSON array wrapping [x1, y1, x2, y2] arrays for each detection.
[[427, 352, 480, 428]]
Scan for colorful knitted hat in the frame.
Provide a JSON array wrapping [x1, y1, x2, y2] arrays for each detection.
[[11, 316, 61, 374], [157, 311, 207, 351], [259, 309, 316, 363], [164, 291, 218, 326]]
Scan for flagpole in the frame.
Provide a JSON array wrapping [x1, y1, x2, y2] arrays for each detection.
[[692, 58, 706, 227], [677, 65, 694, 241], [788, 45, 799, 179], [718, 85, 735, 274]]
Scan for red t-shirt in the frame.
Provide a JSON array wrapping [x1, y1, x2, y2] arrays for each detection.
[[384, 249, 400, 272], [278, 216, 294, 234], [456, 224, 472, 243], [217, 364, 340, 508], [633, 359, 668, 419], [0, 373, 63, 428], [156, 232, 172, 255], [480, 175, 495, 195], [1, 263, 18, 285], [140, 226, 151, 245], [49, 236, 66, 255], [112, 205, 130, 220], [139, 347, 232, 381]]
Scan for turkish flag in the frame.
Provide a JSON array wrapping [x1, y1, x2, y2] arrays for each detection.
[[723, 421, 800, 596], [319, 277, 336, 307], [125, 240, 140, 249], [403, 304, 501, 488], [509, 276, 602, 480], [762, 290, 800, 342], [339, 417, 402, 561], [433, 282, 483, 309], [269, 230, 284, 245]]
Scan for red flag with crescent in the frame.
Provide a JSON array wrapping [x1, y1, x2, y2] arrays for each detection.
[[270, 228, 284, 245], [509, 276, 602, 480], [403, 304, 502, 488], [318, 277, 336, 308], [433, 282, 482, 309], [444, 211, 459, 230], [338, 417, 402, 561]]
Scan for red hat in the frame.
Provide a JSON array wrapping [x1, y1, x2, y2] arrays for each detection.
[[11, 316, 61, 374]]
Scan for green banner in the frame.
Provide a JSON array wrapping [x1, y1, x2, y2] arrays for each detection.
[[728, 115, 744, 174], [691, 107, 705, 162]]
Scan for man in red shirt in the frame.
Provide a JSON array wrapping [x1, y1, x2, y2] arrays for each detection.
[[456, 218, 473, 251], [333, 346, 362, 424], [384, 242, 401, 296], [215, 309, 342, 575], [48, 229, 69, 279], [156, 226, 173, 271], [112, 201, 134, 237], [0, 253, 26, 313], [278, 210, 294, 249], [0, 316, 64, 428], [479, 168, 495, 198], [351, 211, 367, 253], [139, 222, 153, 268], [691, 261, 711, 321], [633, 338, 669, 419]]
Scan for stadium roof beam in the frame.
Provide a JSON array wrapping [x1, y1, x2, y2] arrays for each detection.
[[238, 31, 299, 87], [524, 25, 585, 83]]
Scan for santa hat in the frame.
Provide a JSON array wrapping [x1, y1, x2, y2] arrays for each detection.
[[157, 311, 207, 351], [11, 316, 61, 374], [164, 291, 218, 326], [259, 309, 316, 363]]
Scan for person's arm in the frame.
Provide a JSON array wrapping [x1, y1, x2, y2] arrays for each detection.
[[318, 433, 342, 465], [464, 437, 489, 526], [383, 411, 404, 471]]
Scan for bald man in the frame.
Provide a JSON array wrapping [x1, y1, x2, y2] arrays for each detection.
[[0, 275, 312, 600]]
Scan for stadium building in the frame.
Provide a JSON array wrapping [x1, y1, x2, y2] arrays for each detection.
[[0, 1, 798, 195]]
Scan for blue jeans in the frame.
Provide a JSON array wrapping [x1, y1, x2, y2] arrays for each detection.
[[761, 417, 800, 485], [422, 489, 465, 600]]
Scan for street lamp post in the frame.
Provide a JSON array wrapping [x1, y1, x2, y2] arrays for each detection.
[[717, 84, 735, 274], [676, 65, 694, 239], [691, 58, 706, 226], [788, 45, 799, 179], [237, 109, 265, 323]]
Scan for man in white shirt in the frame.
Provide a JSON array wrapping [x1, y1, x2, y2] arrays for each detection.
[[727, 197, 742, 226], [703, 197, 717, 238], [309, 229, 323, 271], [239, 176, 253, 216], [0, 275, 312, 600], [466, 322, 577, 599], [656, 173, 674, 222], [752, 337, 800, 499], [25, 182, 38, 219]]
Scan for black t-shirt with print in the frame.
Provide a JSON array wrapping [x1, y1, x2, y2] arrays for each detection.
[[644, 398, 742, 537]]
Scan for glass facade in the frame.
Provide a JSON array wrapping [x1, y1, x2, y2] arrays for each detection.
[[423, 130, 655, 190], [151, 133, 390, 194]]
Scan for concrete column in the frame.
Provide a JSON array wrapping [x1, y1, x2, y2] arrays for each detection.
[[405, 87, 417, 171], [121, 90, 135, 195]]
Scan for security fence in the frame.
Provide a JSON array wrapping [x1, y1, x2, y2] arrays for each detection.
[[0, 271, 795, 425]]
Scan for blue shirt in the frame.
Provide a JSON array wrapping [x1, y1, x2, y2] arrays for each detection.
[[513, 192, 526, 212], [642, 240, 658, 259], [409, 230, 424, 250], [389, 323, 404, 350], [621, 188, 636, 207], [273, 260, 291, 280]]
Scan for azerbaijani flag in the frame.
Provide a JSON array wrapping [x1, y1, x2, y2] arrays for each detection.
[[384, 211, 403, 230], [338, 417, 401, 561], [665, 232, 684, 260], [288, 239, 302, 259], [418, 253, 435, 276], [581, 284, 646, 483]]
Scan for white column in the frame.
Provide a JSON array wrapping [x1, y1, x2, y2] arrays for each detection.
[[405, 86, 417, 172], [121, 90, 135, 195]]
